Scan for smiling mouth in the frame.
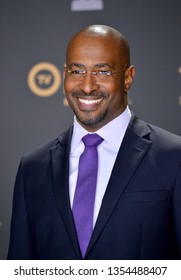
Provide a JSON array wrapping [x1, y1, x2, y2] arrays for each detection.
[[78, 97, 103, 105]]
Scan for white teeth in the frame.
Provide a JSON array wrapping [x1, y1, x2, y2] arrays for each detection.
[[79, 98, 102, 105]]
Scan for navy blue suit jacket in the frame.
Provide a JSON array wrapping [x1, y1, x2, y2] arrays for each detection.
[[8, 115, 181, 259]]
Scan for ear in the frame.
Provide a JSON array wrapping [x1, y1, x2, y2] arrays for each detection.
[[124, 65, 135, 92]]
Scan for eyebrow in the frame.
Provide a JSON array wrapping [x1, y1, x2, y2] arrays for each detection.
[[69, 63, 84, 68], [68, 62, 113, 69]]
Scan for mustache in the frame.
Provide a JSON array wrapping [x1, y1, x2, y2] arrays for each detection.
[[72, 90, 107, 98]]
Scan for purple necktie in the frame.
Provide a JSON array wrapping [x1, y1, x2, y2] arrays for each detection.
[[72, 133, 103, 257]]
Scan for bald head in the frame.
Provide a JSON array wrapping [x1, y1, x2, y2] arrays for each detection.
[[66, 25, 131, 66]]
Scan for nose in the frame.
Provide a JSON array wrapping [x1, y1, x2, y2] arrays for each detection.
[[79, 72, 99, 94]]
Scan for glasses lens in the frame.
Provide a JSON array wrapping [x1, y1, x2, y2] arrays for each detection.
[[67, 67, 86, 79], [97, 70, 111, 80]]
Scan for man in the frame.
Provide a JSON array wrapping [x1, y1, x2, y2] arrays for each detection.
[[8, 25, 181, 259]]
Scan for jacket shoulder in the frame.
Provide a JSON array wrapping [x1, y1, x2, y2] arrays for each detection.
[[148, 123, 181, 150], [131, 115, 181, 152], [21, 127, 72, 165]]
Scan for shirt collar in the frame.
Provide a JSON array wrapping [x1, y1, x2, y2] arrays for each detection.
[[71, 106, 131, 153]]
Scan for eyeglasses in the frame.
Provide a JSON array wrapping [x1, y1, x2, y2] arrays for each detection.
[[65, 65, 129, 81], [66, 69, 116, 80], [65, 66, 118, 81]]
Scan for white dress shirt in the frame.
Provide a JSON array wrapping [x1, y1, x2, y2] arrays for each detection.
[[69, 106, 132, 226]]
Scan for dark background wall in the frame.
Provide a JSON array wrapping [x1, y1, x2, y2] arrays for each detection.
[[0, 0, 181, 259]]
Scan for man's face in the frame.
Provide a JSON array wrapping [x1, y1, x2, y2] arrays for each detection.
[[64, 34, 134, 132]]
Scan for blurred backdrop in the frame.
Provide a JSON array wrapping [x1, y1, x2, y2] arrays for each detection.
[[0, 0, 181, 259]]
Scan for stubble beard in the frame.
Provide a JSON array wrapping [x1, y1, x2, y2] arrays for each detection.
[[71, 90, 109, 128], [75, 108, 107, 128]]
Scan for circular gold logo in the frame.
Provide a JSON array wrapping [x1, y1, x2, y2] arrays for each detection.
[[27, 62, 62, 97]]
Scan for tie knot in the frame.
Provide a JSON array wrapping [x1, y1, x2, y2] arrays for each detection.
[[82, 133, 103, 147]]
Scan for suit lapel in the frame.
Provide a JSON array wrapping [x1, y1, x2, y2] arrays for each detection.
[[50, 127, 82, 259], [86, 116, 152, 257]]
